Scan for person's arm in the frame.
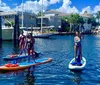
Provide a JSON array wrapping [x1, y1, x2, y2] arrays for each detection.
[[19, 34, 21, 40], [74, 37, 77, 46], [24, 38, 27, 49], [32, 37, 35, 44]]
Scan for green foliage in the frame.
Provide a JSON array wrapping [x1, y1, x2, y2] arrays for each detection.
[[78, 16, 84, 24], [5, 22, 11, 26], [36, 11, 44, 17], [65, 27, 70, 32], [36, 11, 41, 17], [61, 13, 85, 32], [96, 11, 100, 19], [65, 13, 83, 25], [61, 16, 68, 21], [11, 21, 14, 26], [87, 16, 97, 26], [96, 11, 100, 24]]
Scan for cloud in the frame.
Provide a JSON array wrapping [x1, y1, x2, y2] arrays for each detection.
[[38, 0, 49, 11], [13, 0, 49, 14], [0, 0, 79, 14], [81, 6, 92, 14], [49, 0, 61, 4], [0, 0, 100, 14], [0, 0, 12, 12], [93, 3, 100, 13], [81, 3, 100, 14], [56, 0, 79, 13]]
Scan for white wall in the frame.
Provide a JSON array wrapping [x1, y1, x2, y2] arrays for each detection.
[[83, 23, 92, 31]]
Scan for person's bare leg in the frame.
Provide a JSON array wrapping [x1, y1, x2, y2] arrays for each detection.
[[28, 50, 30, 62], [32, 50, 36, 63], [74, 45, 77, 62]]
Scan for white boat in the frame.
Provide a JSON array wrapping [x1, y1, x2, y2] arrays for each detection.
[[33, 33, 53, 38], [68, 57, 86, 70], [23, 27, 53, 38], [2, 26, 23, 40]]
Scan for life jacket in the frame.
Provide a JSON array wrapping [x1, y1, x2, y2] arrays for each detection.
[[4, 63, 19, 67]]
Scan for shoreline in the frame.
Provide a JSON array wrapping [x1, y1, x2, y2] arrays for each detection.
[[1, 31, 99, 41]]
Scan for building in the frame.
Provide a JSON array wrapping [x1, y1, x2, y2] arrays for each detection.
[[36, 10, 63, 30], [0, 11, 36, 27], [59, 13, 93, 32], [80, 13, 92, 32], [0, 11, 36, 40]]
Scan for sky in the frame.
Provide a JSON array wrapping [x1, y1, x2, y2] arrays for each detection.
[[0, 0, 100, 14]]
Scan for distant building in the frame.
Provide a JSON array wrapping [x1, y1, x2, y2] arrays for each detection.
[[59, 13, 93, 32], [80, 13, 93, 32], [36, 10, 63, 30], [0, 11, 36, 27]]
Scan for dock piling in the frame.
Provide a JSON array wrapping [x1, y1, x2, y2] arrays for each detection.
[[13, 14, 20, 46], [0, 16, 2, 43]]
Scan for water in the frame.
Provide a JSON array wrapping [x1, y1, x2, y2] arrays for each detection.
[[0, 35, 100, 85]]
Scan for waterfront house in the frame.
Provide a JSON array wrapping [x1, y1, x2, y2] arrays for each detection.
[[0, 11, 36, 40], [36, 10, 63, 31], [1, 11, 36, 27], [80, 13, 92, 32], [59, 13, 93, 33]]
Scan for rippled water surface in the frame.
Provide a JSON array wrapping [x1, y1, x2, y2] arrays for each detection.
[[0, 35, 100, 85]]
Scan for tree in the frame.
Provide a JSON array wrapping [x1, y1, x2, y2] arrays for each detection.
[[84, 11, 88, 14], [67, 13, 82, 32], [36, 11, 41, 17], [78, 16, 84, 24], [36, 11, 44, 17], [61, 13, 85, 32], [96, 11, 100, 24], [11, 21, 14, 26], [91, 17, 97, 27]]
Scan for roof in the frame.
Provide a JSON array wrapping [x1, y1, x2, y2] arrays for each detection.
[[0, 12, 17, 16], [80, 13, 92, 18], [44, 10, 63, 15]]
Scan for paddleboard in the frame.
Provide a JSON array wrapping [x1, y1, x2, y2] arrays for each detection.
[[68, 57, 86, 70], [0, 58, 52, 71], [3, 52, 40, 61]]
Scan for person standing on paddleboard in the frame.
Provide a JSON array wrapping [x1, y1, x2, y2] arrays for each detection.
[[74, 31, 82, 63], [19, 31, 26, 55], [25, 33, 36, 63]]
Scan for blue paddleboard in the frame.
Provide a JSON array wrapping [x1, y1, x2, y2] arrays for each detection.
[[0, 58, 52, 71], [3, 52, 40, 61]]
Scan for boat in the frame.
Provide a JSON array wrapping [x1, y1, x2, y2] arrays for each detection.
[[33, 33, 53, 38], [23, 27, 53, 38], [3, 51, 40, 61], [68, 57, 86, 70], [0, 58, 52, 71]]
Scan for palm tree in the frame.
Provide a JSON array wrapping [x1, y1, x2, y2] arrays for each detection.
[[67, 13, 81, 32], [61, 13, 84, 32], [96, 11, 100, 24]]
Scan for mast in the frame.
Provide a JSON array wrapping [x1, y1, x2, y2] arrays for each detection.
[[22, 0, 24, 27], [40, 0, 43, 33]]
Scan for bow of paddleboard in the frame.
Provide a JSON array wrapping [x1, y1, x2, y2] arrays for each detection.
[[0, 58, 52, 71]]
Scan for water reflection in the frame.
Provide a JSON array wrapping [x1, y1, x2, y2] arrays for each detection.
[[0, 67, 36, 85], [70, 70, 82, 85], [25, 67, 35, 85], [0, 43, 3, 65]]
